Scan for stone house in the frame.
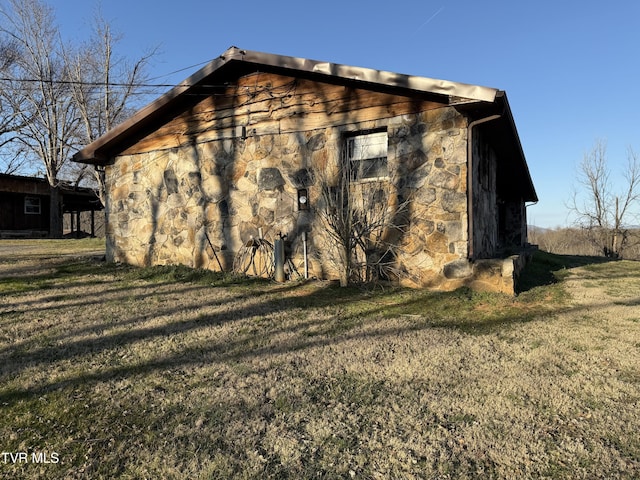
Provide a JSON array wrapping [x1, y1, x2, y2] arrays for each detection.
[[73, 47, 537, 292]]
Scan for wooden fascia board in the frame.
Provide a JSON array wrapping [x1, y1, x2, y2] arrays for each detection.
[[72, 46, 500, 165]]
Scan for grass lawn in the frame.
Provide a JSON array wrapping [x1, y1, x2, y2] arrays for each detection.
[[1, 240, 639, 479]]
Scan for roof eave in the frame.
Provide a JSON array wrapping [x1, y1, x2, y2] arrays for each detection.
[[238, 48, 498, 102], [72, 46, 500, 165], [498, 92, 537, 203], [73, 48, 249, 164]]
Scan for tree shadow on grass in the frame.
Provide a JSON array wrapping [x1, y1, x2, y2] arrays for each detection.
[[3, 250, 631, 407], [0, 278, 562, 404], [1, 282, 633, 479], [517, 249, 615, 293], [0, 281, 613, 408]]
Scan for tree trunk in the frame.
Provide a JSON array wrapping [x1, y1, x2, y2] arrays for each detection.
[[338, 243, 350, 287], [339, 270, 349, 287], [612, 196, 620, 257], [49, 185, 63, 238]]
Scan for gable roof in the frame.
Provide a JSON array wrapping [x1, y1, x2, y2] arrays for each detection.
[[73, 46, 499, 165], [72, 46, 536, 202]]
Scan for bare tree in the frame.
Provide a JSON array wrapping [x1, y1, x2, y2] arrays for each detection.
[[0, 35, 30, 174], [0, 0, 81, 236], [316, 145, 411, 287], [570, 140, 640, 258], [68, 9, 155, 201], [0, 0, 155, 235]]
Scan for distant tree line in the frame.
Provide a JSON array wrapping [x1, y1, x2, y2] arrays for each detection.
[[0, 0, 155, 236], [529, 226, 640, 260]]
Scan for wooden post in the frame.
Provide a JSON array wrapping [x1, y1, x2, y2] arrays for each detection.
[[91, 210, 95, 238], [274, 239, 285, 282]]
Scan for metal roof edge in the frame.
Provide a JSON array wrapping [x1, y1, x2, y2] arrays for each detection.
[[238, 48, 498, 103], [73, 46, 500, 164]]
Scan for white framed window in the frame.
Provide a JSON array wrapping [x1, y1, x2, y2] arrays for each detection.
[[24, 197, 41, 215], [346, 130, 388, 181]]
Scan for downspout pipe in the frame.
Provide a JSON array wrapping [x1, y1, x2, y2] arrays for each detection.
[[466, 114, 502, 260], [524, 200, 539, 245]]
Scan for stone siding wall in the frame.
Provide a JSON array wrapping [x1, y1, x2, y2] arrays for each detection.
[[104, 77, 472, 287], [102, 71, 529, 291]]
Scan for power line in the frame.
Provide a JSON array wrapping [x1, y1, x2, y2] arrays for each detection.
[[0, 76, 300, 100], [146, 59, 214, 82], [0, 76, 206, 89], [0, 56, 220, 90]]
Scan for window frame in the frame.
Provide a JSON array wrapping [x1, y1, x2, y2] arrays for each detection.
[[24, 196, 42, 215], [344, 129, 389, 183]]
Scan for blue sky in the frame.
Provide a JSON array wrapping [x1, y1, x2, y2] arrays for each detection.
[[55, 0, 640, 228]]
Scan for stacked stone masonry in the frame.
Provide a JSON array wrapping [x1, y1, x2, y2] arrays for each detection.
[[104, 72, 523, 292]]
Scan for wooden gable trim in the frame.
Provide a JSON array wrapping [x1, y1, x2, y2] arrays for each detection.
[[120, 72, 449, 156], [73, 47, 497, 165]]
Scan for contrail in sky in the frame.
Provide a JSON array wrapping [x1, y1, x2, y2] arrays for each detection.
[[413, 6, 445, 35]]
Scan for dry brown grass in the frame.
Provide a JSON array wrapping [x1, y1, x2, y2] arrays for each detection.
[[1, 240, 639, 479]]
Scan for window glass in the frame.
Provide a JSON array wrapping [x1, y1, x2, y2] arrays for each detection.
[[347, 131, 388, 181], [24, 197, 41, 215]]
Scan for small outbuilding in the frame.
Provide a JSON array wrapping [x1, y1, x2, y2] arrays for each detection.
[[0, 173, 103, 238], [73, 47, 537, 292]]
